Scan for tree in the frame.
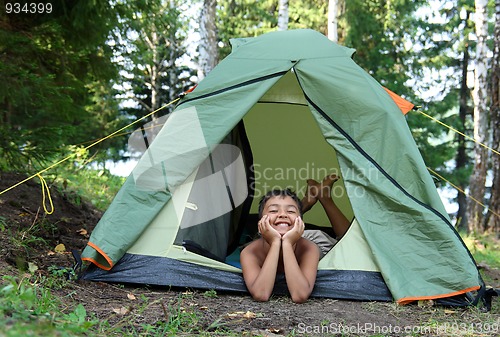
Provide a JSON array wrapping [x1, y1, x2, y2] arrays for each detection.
[[199, 0, 219, 79], [277, 0, 289, 30], [328, 0, 339, 42], [467, 0, 491, 233], [456, 20, 473, 230], [485, 0, 500, 232], [390, 1, 478, 227], [0, 0, 120, 170], [113, 0, 195, 123]]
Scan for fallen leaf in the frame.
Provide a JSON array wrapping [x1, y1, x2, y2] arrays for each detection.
[[226, 311, 257, 319], [243, 311, 256, 319], [444, 309, 456, 314], [77, 228, 88, 236], [226, 311, 243, 318], [199, 306, 208, 310], [112, 307, 130, 315], [127, 293, 136, 300], [28, 262, 38, 273], [54, 243, 66, 253], [267, 328, 283, 333], [18, 212, 30, 217]]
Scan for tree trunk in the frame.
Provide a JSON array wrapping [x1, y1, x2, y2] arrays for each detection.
[[150, 29, 161, 120], [328, 0, 338, 42], [455, 33, 471, 232], [199, 0, 218, 80], [485, 0, 500, 233], [467, 0, 490, 233], [277, 0, 289, 31]]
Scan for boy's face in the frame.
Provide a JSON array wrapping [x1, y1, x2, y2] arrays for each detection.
[[262, 195, 300, 236]]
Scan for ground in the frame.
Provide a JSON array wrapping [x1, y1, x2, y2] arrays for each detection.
[[0, 172, 499, 336]]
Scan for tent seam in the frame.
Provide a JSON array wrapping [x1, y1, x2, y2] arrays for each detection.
[[177, 71, 288, 108]]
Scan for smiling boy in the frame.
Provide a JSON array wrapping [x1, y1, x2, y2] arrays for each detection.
[[240, 188, 320, 303], [240, 175, 350, 303]]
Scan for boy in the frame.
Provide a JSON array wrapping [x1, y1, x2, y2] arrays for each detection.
[[240, 175, 350, 303]]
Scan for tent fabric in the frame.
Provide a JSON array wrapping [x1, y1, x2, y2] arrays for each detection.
[[82, 29, 482, 305], [83, 254, 394, 302]]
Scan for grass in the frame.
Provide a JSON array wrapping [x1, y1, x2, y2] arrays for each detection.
[[0, 275, 98, 337], [0, 273, 236, 337]]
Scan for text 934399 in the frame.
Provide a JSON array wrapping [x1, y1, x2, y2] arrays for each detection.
[[5, 2, 52, 14]]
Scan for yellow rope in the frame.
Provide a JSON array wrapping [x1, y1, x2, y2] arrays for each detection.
[[0, 98, 180, 211], [417, 110, 500, 157], [37, 174, 54, 215], [73, 121, 166, 147], [427, 166, 500, 219]]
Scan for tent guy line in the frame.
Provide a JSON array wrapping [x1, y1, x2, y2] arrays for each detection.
[[417, 110, 500, 157], [427, 166, 500, 219], [0, 99, 179, 209]]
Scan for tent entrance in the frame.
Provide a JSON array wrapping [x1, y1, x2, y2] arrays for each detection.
[[243, 69, 354, 227]]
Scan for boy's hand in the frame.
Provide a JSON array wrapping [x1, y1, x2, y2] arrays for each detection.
[[282, 216, 304, 245], [258, 215, 281, 245]]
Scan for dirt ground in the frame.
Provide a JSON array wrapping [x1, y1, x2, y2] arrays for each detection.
[[1, 171, 499, 336]]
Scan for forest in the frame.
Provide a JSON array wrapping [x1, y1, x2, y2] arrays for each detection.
[[1, 0, 499, 234]]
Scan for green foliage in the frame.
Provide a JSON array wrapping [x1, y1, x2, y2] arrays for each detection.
[[46, 266, 77, 290], [217, 0, 278, 58], [341, 0, 427, 87], [0, 275, 97, 336], [112, 0, 196, 121], [0, 216, 7, 231], [203, 289, 218, 298], [289, 0, 328, 32], [48, 150, 125, 210], [463, 232, 500, 269], [0, 0, 122, 171]]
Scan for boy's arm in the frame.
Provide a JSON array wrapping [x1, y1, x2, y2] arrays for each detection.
[[282, 239, 319, 303], [282, 217, 320, 303], [240, 241, 281, 302]]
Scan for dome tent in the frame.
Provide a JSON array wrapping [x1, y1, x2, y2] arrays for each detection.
[[81, 29, 483, 305]]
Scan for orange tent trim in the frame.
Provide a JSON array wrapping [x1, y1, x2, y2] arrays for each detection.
[[82, 242, 114, 271], [396, 285, 481, 305], [383, 87, 415, 115]]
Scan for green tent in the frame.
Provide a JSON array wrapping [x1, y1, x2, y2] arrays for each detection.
[[82, 29, 483, 305]]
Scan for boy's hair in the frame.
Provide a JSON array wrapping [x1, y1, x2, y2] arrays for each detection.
[[258, 188, 303, 218]]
